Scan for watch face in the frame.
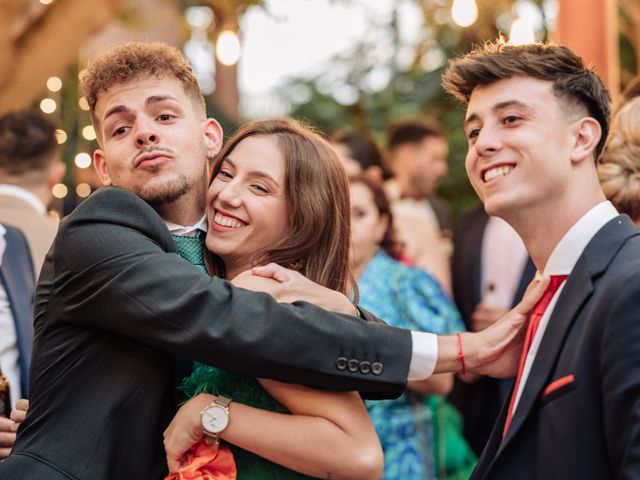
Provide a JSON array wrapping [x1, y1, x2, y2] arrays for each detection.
[[202, 404, 229, 433]]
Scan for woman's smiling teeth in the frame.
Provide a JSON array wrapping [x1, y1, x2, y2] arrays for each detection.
[[483, 165, 514, 182], [214, 213, 245, 228]]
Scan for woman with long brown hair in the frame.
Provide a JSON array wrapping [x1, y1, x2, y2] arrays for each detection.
[[163, 117, 382, 480]]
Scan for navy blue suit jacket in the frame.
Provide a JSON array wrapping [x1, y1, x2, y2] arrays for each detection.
[[0, 224, 35, 396], [472, 216, 640, 479]]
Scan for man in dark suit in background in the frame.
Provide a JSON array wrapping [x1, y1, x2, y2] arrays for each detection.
[[0, 110, 63, 276], [0, 224, 35, 459], [443, 41, 640, 478], [450, 205, 535, 455], [0, 41, 539, 479]]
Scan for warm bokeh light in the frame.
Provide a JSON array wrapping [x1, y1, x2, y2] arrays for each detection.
[[451, 0, 478, 28], [216, 30, 241, 66], [55, 129, 67, 144], [46, 76, 62, 92], [76, 183, 92, 198], [39, 0, 54, 4], [78, 69, 88, 81], [509, 17, 536, 45], [40, 98, 57, 114], [74, 153, 92, 169], [82, 125, 96, 141], [78, 96, 90, 111], [52, 183, 68, 198]]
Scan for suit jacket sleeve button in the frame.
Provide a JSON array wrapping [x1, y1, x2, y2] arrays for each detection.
[[348, 359, 360, 372], [371, 362, 383, 375], [336, 357, 348, 371], [359, 361, 371, 374]]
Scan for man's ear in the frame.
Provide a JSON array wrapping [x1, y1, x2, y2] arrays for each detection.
[[93, 150, 113, 186], [202, 118, 223, 159], [570, 117, 601, 164]]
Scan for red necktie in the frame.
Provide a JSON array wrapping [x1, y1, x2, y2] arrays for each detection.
[[502, 274, 568, 437]]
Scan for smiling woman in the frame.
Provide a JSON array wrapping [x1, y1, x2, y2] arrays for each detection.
[[205, 117, 355, 295], [163, 117, 382, 480]]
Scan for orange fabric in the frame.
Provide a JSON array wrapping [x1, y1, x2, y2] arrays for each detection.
[[165, 440, 237, 480], [542, 374, 575, 397], [503, 275, 568, 437]]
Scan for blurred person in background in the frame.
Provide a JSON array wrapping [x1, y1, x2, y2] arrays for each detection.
[[384, 118, 453, 293], [0, 110, 64, 276], [330, 129, 388, 183], [0, 225, 35, 460], [349, 174, 475, 480], [598, 96, 640, 226]]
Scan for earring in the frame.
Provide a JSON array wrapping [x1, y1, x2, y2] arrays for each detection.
[[288, 259, 305, 271]]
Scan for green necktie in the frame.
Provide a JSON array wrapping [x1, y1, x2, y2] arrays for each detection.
[[172, 231, 207, 273]]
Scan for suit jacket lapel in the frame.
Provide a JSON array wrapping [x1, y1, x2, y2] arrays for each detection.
[[488, 215, 640, 465]]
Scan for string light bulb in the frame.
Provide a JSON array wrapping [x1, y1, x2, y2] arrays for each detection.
[[216, 30, 241, 66], [76, 183, 92, 198], [509, 16, 536, 45], [74, 153, 92, 169], [40, 98, 57, 114], [451, 0, 478, 28], [52, 183, 68, 198], [55, 129, 67, 144], [46, 76, 62, 92], [82, 125, 96, 141]]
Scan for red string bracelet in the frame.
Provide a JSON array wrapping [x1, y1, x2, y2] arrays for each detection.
[[456, 333, 466, 375]]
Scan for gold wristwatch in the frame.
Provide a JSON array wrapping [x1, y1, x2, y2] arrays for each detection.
[[200, 395, 232, 449]]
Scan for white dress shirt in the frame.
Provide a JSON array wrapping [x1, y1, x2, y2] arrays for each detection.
[[165, 214, 207, 236], [481, 216, 529, 309], [0, 225, 21, 407], [511, 201, 618, 411]]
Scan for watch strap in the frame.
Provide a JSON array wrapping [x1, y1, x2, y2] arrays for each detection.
[[201, 395, 232, 448]]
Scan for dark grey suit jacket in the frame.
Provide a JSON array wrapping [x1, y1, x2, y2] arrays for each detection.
[[471, 215, 640, 479], [1, 187, 412, 479]]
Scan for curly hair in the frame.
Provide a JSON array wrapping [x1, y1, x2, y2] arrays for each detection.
[[442, 40, 611, 160], [598, 97, 640, 223], [0, 110, 58, 178], [81, 41, 205, 116]]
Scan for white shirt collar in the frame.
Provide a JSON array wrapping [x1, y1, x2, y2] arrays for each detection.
[[543, 201, 619, 276], [164, 214, 207, 237], [0, 185, 47, 216]]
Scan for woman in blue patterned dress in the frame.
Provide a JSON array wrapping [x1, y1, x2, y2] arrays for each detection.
[[162, 118, 383, 479], [349, 175, 472, 479]]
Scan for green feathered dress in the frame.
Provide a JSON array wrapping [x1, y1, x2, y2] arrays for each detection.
[[180, 364, 318, 480]]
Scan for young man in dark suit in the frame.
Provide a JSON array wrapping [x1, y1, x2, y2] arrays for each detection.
[[0, 41, 543, 479], [443, 40, 640, 478]]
